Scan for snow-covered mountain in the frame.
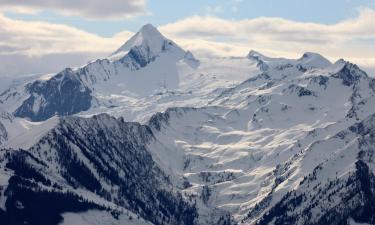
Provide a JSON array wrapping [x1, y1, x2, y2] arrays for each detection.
[[1, 24, 198, 122], [0, 24, 375, 225]]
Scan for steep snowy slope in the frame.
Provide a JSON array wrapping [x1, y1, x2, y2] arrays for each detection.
[[0, 24, 199, 122], [254, 114, 375, 225], [60, 210, 154, 225], [0, 114, 197, 225], [0, 25, 261, 126], [144, 54, 375, 224], [82, 56, 258, 122]]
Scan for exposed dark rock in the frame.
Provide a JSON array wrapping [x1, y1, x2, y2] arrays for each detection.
[[14, 68, 92, 121], [332, 61, 368, 86]]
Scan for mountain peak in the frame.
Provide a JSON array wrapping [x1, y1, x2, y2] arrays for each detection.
[[111, 23, 184, 59], [298, 52, 331, 68], [328, 58, 368, 86], [247, 50, 266, 59], [300, 52, 324, 59], [138, 23, 161, 36]]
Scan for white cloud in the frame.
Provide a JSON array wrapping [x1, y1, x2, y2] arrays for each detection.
[[0, 13, 134, 56], [0, 0, 146, 19], [159, 8, 375, 75], [0, 12, 134, 76]]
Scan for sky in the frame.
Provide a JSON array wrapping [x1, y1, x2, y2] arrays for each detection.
[[0, 0, 375, 76]]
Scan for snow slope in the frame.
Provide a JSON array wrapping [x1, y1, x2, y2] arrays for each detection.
[[60, 210, 153, 225], [143, 56, 375, 224]]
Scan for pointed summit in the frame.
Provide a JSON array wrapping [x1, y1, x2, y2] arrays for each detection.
[[138, 23, 162, 37], [330, 59, 368, 86], [247, 50, 266, 59], [298, 52, 331, 68], [247, 50, 270, 71], [111, 23, 185, 59]]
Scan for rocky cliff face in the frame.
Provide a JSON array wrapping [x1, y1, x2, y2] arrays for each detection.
[[14, 68, 92, 121]]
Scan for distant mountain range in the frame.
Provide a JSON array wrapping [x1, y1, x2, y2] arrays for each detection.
[[0, 24, 374, 225]]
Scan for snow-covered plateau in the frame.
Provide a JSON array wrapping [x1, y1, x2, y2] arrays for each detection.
[[0, 24, 374, 225]]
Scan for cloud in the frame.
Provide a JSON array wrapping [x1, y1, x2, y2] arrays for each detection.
[[0, 12, 133, 76], [0, 13, 133, 56], [159, 8, 375, 73], [0, 0, 146, 19]]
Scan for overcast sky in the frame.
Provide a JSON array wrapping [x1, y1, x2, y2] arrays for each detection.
[[0, 0, 374, 77]]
